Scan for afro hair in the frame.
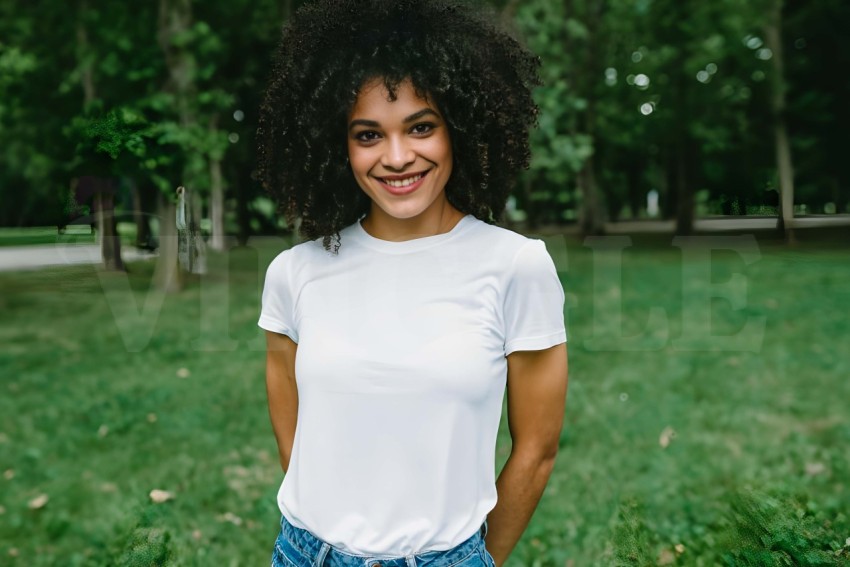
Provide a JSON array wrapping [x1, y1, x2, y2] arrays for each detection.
[[256, 0, 541, 252]]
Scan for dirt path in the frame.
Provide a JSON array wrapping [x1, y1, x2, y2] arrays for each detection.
[[0, 244, 156, 272]]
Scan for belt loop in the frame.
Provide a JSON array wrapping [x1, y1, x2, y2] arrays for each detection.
[[480, 518, 488, 539], [314, 542, 330, 567], [405, 555, 417, 567]]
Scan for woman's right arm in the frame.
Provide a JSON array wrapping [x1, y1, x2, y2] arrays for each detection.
[[265, 330, 299, 473]]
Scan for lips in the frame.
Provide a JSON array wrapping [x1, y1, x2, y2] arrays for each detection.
[[375, 170, 430, 196]]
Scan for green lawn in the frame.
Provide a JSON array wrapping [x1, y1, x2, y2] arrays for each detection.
[[1, 230, 849, 566], [0, 226, 96, 247]]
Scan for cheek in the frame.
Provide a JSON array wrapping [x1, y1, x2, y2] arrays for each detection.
[[347, 147, 372, 178], [433, 134, 453, 165]]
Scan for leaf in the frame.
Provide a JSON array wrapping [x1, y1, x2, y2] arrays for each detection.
[[28, 493, 49, 509], [149, 489, 175, 504], [659, 426, 676, 449]]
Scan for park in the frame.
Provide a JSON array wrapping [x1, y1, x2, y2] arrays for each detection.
[[1, 0, 849, 565]]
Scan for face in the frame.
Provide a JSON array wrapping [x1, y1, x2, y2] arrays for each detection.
[[347, 78, 454, 228]]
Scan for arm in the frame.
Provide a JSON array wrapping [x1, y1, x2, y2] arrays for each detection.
[[265, 330, 299, 473], [484, 342, 568, 566]]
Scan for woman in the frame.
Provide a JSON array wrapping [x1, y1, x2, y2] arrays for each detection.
[[256, 1, 568, 565]]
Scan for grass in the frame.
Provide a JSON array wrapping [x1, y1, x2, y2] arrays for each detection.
[[0, 226, 96, 247], [1, 229, 849, 565]]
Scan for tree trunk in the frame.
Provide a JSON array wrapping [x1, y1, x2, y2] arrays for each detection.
[[209, 115, 226, 252], [235, 179, 250, 247], [133, 184, 155, 250], [156, 0, 196, 290], [570, 0, 607, 236], [78, 0, 124, 270], [99, 182, 125, 271], [579, 155, 605, 235], [523, 174, 539, 231], [675, 145, 693, 235], [153, 194, 182, 293], [766, 0, 795, 241], [627, 160, 641, 219], [209, 158, 225, 251]]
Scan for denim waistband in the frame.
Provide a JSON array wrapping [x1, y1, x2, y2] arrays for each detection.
[[279, 515, 488, 567]]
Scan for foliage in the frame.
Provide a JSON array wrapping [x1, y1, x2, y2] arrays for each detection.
[[0, 0, 284, 228], [112, 510, 174, 566], [510, 0, 847, 228], [611, 499, 657, 566], [722, 489, 850, 566], [1, 0, 847, 229]]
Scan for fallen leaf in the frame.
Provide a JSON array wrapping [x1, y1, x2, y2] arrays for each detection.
[[218, 511, 243, 526], [147, 413, 158, 423], [8, 548, 19, 557], [3, 469, 14, 480], [192, 529, 202, 540], [0, 505, 6, 515], [101, 482, 117, 493], [176, 368, 191, 378], [28, 494, 49, 510], [149, 489, 175, 503], [0, 432, 8, 443], [674, 543, 685, 554], [659, 426, 676, 449], [97, 425, 109, 438]]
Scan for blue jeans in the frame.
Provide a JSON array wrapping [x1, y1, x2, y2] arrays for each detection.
[[271, 515, 495, 567]]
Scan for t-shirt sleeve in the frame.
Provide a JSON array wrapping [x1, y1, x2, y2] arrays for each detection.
[[257, 249, 299, 342], [502, 239, 567, 356]]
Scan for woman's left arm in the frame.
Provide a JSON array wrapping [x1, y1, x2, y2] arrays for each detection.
[[483, 342, 568, 567]]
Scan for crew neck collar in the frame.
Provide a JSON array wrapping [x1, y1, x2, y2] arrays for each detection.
[[350, 214, 475, 254]]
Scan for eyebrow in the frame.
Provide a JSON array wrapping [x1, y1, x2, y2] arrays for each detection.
[[348, 108, 440, 131]]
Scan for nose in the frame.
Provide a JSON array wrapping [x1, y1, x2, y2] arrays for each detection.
[[381, 136, 415, 171]]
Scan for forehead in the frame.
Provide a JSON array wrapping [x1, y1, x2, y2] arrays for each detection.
[[348, 78, 436, 119]]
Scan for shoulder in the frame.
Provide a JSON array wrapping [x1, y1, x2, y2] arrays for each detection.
[[266, 227, 367, 283], [464, 218, 547, 264], [267, 233, 344, 268]]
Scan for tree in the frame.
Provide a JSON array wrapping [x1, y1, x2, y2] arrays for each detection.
[[74, 0, 125, 271], [765, 0, 795, 240]]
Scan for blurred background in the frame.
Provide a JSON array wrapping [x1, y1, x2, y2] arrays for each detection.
[[1, 0, 849, 565], [1, 0, 848, 255]]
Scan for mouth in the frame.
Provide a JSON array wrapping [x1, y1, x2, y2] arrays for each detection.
[[375, 170, 430, 195]]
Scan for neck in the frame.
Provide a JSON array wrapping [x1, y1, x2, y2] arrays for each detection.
[[360, 205, 465, 242]]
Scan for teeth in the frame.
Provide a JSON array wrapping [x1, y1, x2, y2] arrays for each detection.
[[383, 174, 423, 188]]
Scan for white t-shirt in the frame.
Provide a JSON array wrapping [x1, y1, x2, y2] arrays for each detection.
[[258, 213, 566, 556]]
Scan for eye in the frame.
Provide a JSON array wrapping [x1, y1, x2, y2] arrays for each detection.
[[411, 123, 435, 135], [354, 130, 380, 143]]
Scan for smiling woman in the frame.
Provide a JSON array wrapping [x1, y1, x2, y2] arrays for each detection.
[[256, 2, 567, 566], [256, 0, 541, 254], [347, 79, 459, 241]]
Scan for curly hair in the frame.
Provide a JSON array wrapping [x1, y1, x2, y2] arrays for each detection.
[[256, 0, 541, 253]]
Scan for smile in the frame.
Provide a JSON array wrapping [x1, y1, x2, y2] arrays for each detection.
[[378, 171, 427, 187], [375, 170, 430, 195]]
